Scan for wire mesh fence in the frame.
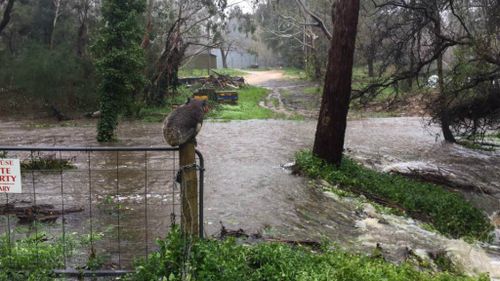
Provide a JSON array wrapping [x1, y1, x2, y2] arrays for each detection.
[[0, 146, 204, 278]]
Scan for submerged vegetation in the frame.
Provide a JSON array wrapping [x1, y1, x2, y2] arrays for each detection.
[[124, 228, 487, 281], [295, 151, 493, 241], [20, 154, 75, 171]]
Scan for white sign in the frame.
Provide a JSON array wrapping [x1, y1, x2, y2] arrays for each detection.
[[0, 159, 22, 193]]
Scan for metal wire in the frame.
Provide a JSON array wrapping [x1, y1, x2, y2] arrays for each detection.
[[0, 146, 204, 277], [58, 151, 67, 268], [116, 151, 122, 268]]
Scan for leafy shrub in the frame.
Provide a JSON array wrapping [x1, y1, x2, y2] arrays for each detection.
[[295, 151, 493, 241], [125, 228, 487, 281], [0, 234, 65, 281]]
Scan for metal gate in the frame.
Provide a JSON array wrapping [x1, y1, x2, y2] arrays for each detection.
[[0, 146, 204, 278]]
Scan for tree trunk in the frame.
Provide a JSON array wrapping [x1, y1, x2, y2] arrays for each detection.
[[366, 39, 376, 77], [49, 0, 61, 49], [220, 47, 228, 68], [141, 0, 154, 49], [367, 55, 374, 77], [434, 2, 456, 143], [0, 0, 15, 36], [76, 19, 87, 57], [313, 0, 360, 166]]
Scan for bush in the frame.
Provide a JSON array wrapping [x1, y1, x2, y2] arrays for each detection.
[[295, 151, 493, 241], [0, 234, 65, 281], [0, 43, 98, 116], [125, 228, 487, 281]]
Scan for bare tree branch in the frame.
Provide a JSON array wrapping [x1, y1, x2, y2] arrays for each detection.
[[0, 0, 15, 36], [294, 0, 332, 40]]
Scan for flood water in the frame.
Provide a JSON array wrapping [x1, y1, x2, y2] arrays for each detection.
[[0, 116, 499, 277], [0, 71, 499, 277]]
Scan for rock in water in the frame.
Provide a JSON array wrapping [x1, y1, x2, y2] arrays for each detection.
[[163, 99, 207, 146]]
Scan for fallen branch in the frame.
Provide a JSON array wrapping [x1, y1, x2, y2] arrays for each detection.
[[219, 222, 321, 249], [0, 203, 84, 223]]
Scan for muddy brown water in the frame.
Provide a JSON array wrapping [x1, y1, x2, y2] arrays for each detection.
[[1, 117, 499, 276], [0, 71, 499, 277]]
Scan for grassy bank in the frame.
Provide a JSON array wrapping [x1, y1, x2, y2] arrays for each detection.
[[3, 229, 485, 281], [124, 228, 486, 281], [208, 86, 279, 120], [295, 151, 493, 241], [139, 85, 283, 122]]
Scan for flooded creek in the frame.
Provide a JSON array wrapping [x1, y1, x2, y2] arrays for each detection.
[[0, 116, 499, 278], [0, 70, 499, 277]]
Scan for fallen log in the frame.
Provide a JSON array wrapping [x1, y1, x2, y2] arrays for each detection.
[[383, 161, 494, 194], [218, 222, 321, 249], [0, 203, 84, 223], [263, 238, 322, 249]]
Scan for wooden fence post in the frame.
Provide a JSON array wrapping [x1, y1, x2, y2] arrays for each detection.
[[179, 140, 199, 237]]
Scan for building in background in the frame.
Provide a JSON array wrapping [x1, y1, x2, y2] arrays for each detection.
[[182, 52, 217, 70]]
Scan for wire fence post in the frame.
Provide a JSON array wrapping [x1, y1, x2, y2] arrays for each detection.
[[179, 141, 199, 237], [0, 145, 204, 277]]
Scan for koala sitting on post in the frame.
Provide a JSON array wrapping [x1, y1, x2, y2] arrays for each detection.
[[163, 98, 209, 147]]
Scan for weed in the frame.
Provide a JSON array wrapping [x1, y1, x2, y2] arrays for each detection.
[[21, 153, 75, 171], [0, 233, 70, 281], [294, 151, 493, 241], [124, 227, 488, 281]]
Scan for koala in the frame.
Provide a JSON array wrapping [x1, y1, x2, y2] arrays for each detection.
[[163, 98, 208, 147]]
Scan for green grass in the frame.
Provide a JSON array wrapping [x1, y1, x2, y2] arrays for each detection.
[[208, 86, 277, 120], [282, 67, 307, 79], [457, 139, 496, 152], [125, 227, 487, 281], [138, 85, 297, 122], [178, 68, 247, 78], [303, 86, 322, 95], [295, 151, 493, 241]]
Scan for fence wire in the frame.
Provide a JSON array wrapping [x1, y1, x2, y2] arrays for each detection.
[[0, 146, 204, 279]]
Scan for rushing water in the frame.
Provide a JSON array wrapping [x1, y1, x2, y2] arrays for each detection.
[[0, 117, 499, 277], [1, 69, 500, 277]]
